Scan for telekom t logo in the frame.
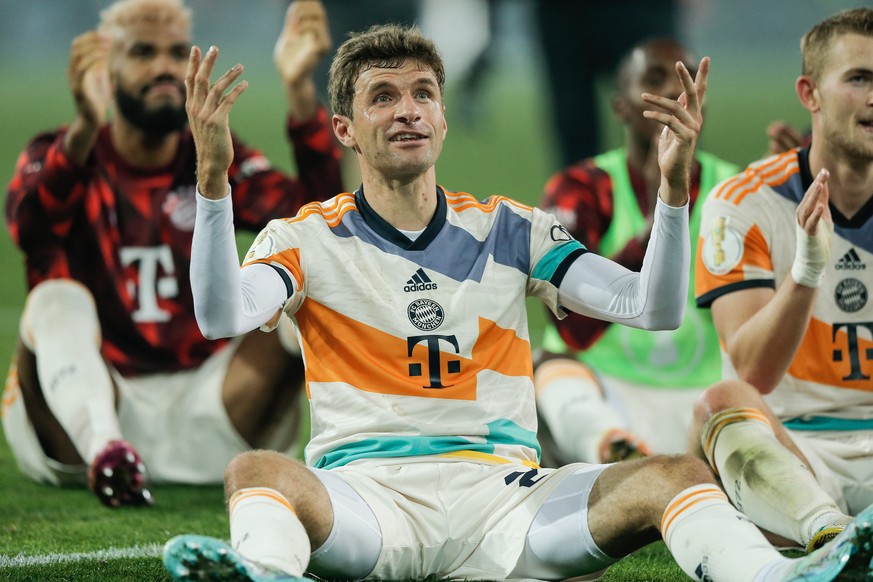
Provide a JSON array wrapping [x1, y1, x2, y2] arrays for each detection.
[[120, 245, 178, 322], [407, 334, 462, 388], [833, 322, 873, 381]]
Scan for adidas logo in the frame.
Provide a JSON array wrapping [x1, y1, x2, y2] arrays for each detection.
[[404, 268, 438, 292], [836, 248, 866, 271]]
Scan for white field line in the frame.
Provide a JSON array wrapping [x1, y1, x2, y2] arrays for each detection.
[[0, 544, 162, 568]]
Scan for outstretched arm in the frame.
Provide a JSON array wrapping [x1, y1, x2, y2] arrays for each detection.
[[555, 57, 711, 329], [186, 46, 287, 338], [557, 197, 689, 330]]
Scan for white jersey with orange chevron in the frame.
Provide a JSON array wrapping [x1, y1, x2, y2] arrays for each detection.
[[191, 185, 689, 470], [696, 147, 873, 424], [241, 187, 583, 469]]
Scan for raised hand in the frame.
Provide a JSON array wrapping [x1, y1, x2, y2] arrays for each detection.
[[792, 168, 833, 288], [185, 45, 247, 200], [274, 0, 331, 121], [642, 56, 710, 206], [274, 0, 332, 87], [65, 31, 112, 164]]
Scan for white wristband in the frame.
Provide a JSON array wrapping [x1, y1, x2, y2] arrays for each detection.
[[791, 219, 832, 288]]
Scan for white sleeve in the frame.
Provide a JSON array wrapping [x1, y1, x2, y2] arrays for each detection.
[[190, 189, 289, 339], [557, 197, 689, 330]]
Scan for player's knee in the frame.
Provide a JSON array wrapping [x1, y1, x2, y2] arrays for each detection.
[[224, 450, 307, 497], [20, 279, 99, 350], [694, 380, 760, 424]]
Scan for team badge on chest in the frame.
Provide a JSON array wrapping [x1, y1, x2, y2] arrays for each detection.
[[407, 298, 444, 331]]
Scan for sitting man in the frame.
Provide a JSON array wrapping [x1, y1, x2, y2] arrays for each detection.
[[2, 0, 340, 507], [692, 7, 873, 554], [165, 21, 873, 582]]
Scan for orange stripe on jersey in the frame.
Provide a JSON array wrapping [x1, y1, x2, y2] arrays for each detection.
[[788, 317, 873, 390], [661, 486, 728, 534], [733, 159, 799, 206], [295, 300, 532, 400], [473, 317, 535, 379], [444, 190, 533, 214], [695, 224, 771, 296], [713, 153, 796, 205], [286, 193, 357, 227], [229, 488, 296, 515], [243, 248, 303, 289]]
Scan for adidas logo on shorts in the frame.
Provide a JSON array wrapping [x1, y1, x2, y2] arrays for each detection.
[[836, 248, 866, 271], [404, 268, 438, 292]]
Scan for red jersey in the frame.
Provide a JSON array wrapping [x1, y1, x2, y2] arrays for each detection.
[[6, 108, 342, 376]]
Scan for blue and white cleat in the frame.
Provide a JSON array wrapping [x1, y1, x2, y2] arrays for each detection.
[[783, 503, 873, 581], [163, 535, 312, 582]]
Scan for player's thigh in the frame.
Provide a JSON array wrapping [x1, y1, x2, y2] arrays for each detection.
[[511, 462, 618, 581]]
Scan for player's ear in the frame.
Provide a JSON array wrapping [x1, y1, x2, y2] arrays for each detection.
[[332, 114, 356, 149], [796, 75, 820, 113]]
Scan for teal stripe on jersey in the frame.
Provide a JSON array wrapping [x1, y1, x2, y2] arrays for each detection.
[[531, 240, 586, 282], [485, 419, 541, 457], [784, 416, 873, 432], [314, 420, 540, 469]]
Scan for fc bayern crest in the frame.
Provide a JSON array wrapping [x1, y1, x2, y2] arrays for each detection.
[[835, 278, 868, 313], [407, 298, 444, 331]]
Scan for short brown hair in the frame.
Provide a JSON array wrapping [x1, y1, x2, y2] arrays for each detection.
[[328, 24, 445, 119], [801, 7, 873, 79], [99, 0, 192, 39]]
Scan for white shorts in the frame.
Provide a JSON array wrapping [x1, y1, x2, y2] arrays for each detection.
[[2, 339, 298, 486], [788, 429, 873, 516], [310, 458, 614, 581], [603, 374, 705, 454]]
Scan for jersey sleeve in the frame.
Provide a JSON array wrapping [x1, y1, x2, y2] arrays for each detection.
[[695, 179, 776, 308], [5, 129, 92, 253], [526, 205, 587, 317], [228, 106, 342, 229], [242, 218, 307, 324]]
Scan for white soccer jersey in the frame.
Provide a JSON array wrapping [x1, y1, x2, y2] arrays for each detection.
[[696, 148, 873, 425], [243, 187, 587, 469]]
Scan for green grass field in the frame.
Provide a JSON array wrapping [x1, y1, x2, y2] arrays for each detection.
[[0, 51, 808, 580]]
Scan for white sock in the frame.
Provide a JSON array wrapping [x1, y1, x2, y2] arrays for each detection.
[[21, 280, 121, 463], [535, 359, 624, 463], [229, 487, 311, 576], [702, 408, 849, 547], [662, 484, 790, 582]]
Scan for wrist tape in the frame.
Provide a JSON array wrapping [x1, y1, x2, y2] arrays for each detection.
[[791, 219, 832, 288]]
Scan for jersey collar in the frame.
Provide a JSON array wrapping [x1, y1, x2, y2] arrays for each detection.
[[354, 185, 447, 250]]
